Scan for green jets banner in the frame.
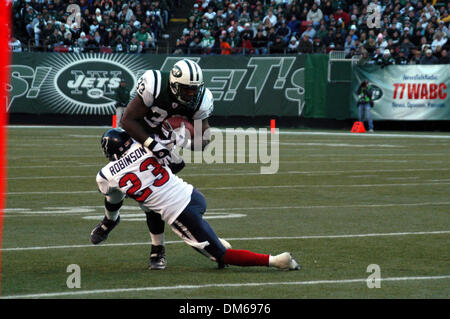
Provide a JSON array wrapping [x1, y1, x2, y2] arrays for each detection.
[[351, 64, 450, 120], [9, 53, 306, 117]]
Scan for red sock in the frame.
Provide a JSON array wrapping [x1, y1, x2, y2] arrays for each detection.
[[223, 249, 270, 267]]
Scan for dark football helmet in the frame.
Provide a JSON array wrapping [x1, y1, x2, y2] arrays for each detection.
[[101, 128, 133, 161]]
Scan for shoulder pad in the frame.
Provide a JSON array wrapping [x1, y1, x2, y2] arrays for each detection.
[[96, 169, 110, 195], [136, 70, 162, 106], [192, 88, 214, 120]]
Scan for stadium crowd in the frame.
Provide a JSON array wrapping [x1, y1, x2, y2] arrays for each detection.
[[174, 0, 450, 64], [9, 0, 450, 64], [11, 0, 179, 53]]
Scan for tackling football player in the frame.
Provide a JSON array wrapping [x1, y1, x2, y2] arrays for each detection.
[[90, 128, 300, 271], [120, 59, 213, 270]]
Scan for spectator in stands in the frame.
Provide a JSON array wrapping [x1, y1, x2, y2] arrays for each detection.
[[262, 8, 277, 28], [301, 23, 316, 40], [63, 31, 74, 50], [118, 3, 134, 23], [298, 34, 313, 54], [252, 29, 268, 55], [11, 0, 450, 61], [322, 1, 334, 21], [333, 31, 345, 50], [307, 3, 323, 28], [136, 26, 154, 50], [377, 49, 395, 68], [270, 36, 286, 54], [431, 31, 448, 52], [173, 36, 187, 54], [128, 36, 142, 54], [420, 48, 439, 64], [9, 36, 22, 52], [241, 23, 255, 42], [114, 35, 125, 53], [313, 35, 325, 53], [287, 36, 299, 53], [220, 34, 232, 55], [200, 31, 215, 54], [24, 6, 37, 38], [276, 21, 291, 44], [399, 37, 415, 60], [375, 33, 388, 51], [48, 28, 64, 50], [204, 6, 216, 21], [439, 49, 450, 64], [78, 32, 88, 51], [322, 28, 335, 47], [241, 32, 254, 55], [189, 36, 203, 54], [287, 15, 300, 37], [333, 6, 350, 27], [370, 47, 383, 64], [395, 49, 409, 65], [344, 35, 354, 55], [227, 30, 241, 54]]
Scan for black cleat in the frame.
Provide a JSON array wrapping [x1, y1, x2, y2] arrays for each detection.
[[149, 245, 167, 270], [90, 215, 120, 245]]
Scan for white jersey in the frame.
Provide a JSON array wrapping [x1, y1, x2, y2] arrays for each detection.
[[96, 142, 194, 225], [136, 70, 214, 127]]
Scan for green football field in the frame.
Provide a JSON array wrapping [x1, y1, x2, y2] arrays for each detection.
[[2, 126, 449, 299]]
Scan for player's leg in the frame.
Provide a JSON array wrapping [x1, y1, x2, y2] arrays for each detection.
[[145, 210, 167, 270], [90, 195, 123, 245], [145, 151, 185, 269], [171, 189, 300, 270]]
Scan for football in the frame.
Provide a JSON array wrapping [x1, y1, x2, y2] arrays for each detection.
[[163, 116, 195, 138]]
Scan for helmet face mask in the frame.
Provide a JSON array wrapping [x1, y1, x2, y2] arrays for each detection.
[[101, 128, 133, 161], [170, 81, 204, 109], [169, 59, 204, 110]]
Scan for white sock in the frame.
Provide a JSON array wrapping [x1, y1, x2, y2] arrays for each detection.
[[150, 232, 165, 246], [268, 255, 274, 267], [105, 210, 119, 221]]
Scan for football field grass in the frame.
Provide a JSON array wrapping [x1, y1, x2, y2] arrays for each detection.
[[2, 126, 450, 299]]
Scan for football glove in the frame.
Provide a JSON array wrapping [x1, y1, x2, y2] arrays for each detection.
[[148, 140, 171, 160], [171, 122, 189, 148]]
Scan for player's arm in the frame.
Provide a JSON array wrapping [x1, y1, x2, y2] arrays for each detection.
[[121, 70, 170, 159], [121, 95, 151, 145], [189, 88, 213, 151], [96, 171, 125, 219], [176, 116, 211, 151], [199, 118, 211, 151]]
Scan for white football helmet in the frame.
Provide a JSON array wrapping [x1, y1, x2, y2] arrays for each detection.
[[169, 59, 204, 109]]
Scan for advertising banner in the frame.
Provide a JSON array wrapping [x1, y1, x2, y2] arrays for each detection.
[[351, 64, 450, 120], [8, 53, 306, 117]]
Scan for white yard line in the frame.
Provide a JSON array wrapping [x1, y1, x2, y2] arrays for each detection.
[[4, 202, 450, 217], [7, 126, 450, 139], [6, 167, 450, 181], [6, 160, 446, 170], [2, 275, 450, 299], [279, 142, 402, 148], [6, 181, 450, 195], [2, 230, 449, 252]]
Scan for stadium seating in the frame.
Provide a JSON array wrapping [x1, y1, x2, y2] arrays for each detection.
[[10, 0, 450, 64]]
